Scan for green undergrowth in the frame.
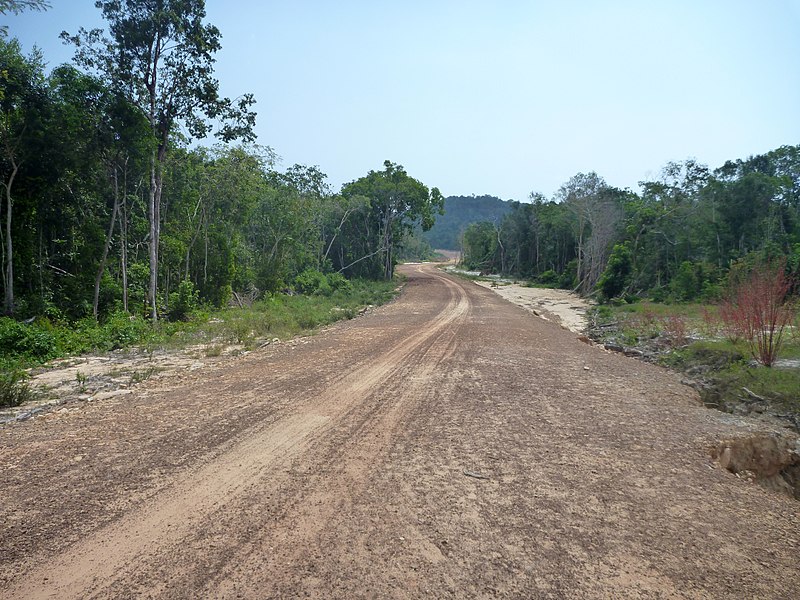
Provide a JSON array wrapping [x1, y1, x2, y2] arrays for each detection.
[[0, 278, 399, 407], [666, 341, 800, 416]]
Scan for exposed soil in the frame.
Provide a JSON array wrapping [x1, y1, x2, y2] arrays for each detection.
[[472, 279, 590, 334], [1, 264, 799, 598], [1, 338, 289, 424]]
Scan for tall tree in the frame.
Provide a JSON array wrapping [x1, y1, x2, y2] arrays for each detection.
[[63, 0, 256, 320], [0, 38, 48, 314], [556, 172, 610, 292], [340, 161, 443, 279]]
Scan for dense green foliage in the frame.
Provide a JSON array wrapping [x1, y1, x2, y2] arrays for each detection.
[[1, 3, 440, 403], [423, 195, 512, 250], [0, 23, 439, 326], [0, 277, 398, 406], [336, 161, 444, 279], [460, 149, 800, 300]]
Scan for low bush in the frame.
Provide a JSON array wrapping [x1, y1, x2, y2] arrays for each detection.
[[719, 259, 796, 366], [103, 312, 151, 350], [295, 269, 329, 295], [0, 317, 59, 362], [0, 368, 34, 408], [535, 270, 559, 286], [168, 279, 200, 321]]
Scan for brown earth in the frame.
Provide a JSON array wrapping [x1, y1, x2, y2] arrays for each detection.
[[1, 264, 798, 599]]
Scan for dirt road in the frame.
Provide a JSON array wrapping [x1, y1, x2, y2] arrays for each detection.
[[1, 265, 798, 598]]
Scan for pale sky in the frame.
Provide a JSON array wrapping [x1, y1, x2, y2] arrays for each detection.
[[5, 1, 800, 200]]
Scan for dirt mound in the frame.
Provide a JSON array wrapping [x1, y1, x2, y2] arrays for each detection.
[[711, 433, 800, 499]]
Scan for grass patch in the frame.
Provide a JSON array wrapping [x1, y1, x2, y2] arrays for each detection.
[[445, 270, 489, 282], [0, 368, 34, 408], [522, 281, 559, 290], [0, 278, 400, 390], [711, 363, 800, 414]]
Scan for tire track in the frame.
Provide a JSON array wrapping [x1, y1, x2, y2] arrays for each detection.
[[7, 267, 471, 600]]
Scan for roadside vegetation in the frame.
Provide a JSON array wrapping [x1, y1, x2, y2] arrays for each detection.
[[588, 262, 799, 429], [454, 146, 800, 429], [2, 1, 442, 409], [0, 275, 399, 407]]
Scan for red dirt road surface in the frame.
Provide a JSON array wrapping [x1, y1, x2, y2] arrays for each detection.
[[1, 264, 798, 598]]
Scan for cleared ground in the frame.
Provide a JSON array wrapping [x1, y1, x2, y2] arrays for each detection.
[[1, 264, 798, 598]]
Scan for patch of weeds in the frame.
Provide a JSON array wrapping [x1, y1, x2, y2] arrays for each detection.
[[447, 269, 490, 282], [660, 314, 689, 348], [204, 344, 223, 357], [661, 340, 746, 371], [75, 370, 88, 393], [130, 366, 160, 385], [225, 319, 252, 344], [709, 362, 800, 418], [0, 368, 34, 407]]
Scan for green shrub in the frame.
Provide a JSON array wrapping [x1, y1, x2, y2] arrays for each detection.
[[0, 317, 58, 361], [103, 311, 150, 350], [168, 279, 200, 321], [294, 269, 333, 296], [0, 368, 33, 408], [597, 243, 632, 301], [558, 260, 578, 290], [536, 270, 559, 286], [669, 261, 722, 302], [326, 271, 352, 294]]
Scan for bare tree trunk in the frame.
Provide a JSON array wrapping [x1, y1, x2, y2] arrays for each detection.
[[93, 167, 121, 320], [121, 162, 130, 312], [148, 141, 167, 321], [382, 212, 394, 280], [322, 208, 353, 265], [184, 199, 204, 280], [2, 159, 19, 315], [496, 224, 505, 274], [203, 211, 209, 285], [148, 151, 158, 321]]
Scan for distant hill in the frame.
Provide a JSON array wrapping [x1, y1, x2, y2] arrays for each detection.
[[423, 195, 513, 250]]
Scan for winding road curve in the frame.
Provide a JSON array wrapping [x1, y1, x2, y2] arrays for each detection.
[[1, 264, 798, 598]]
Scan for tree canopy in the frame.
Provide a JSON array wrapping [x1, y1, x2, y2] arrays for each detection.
[[460, 147, 800, 302], [339, 161, 443, 279]]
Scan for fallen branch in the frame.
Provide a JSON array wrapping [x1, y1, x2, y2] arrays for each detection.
[[232, 291, 244, 309], [463, 470, 490, 480], [742, 387, 765, 402]]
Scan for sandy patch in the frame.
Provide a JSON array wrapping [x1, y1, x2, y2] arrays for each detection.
[[473, 280, 590, 333]]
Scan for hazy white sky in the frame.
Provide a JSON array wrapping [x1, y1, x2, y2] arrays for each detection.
[[5, 1, 800, 200]]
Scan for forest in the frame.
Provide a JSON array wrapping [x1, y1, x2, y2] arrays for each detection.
[[0, 2, 442, 327], [422, 195, 511, 251], [460, 148, 800, 303], [2, 0, 799, 383]]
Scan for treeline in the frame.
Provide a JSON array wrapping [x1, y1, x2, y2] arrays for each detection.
[[461, 147, 800, 301], [0, 2, 441, 323]]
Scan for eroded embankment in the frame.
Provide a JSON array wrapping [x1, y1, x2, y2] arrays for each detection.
[[711, 434, 800, 500]]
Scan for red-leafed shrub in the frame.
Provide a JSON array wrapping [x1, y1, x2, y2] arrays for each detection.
[[660, 314, 689, 347], [719, 260, 796, 367]]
